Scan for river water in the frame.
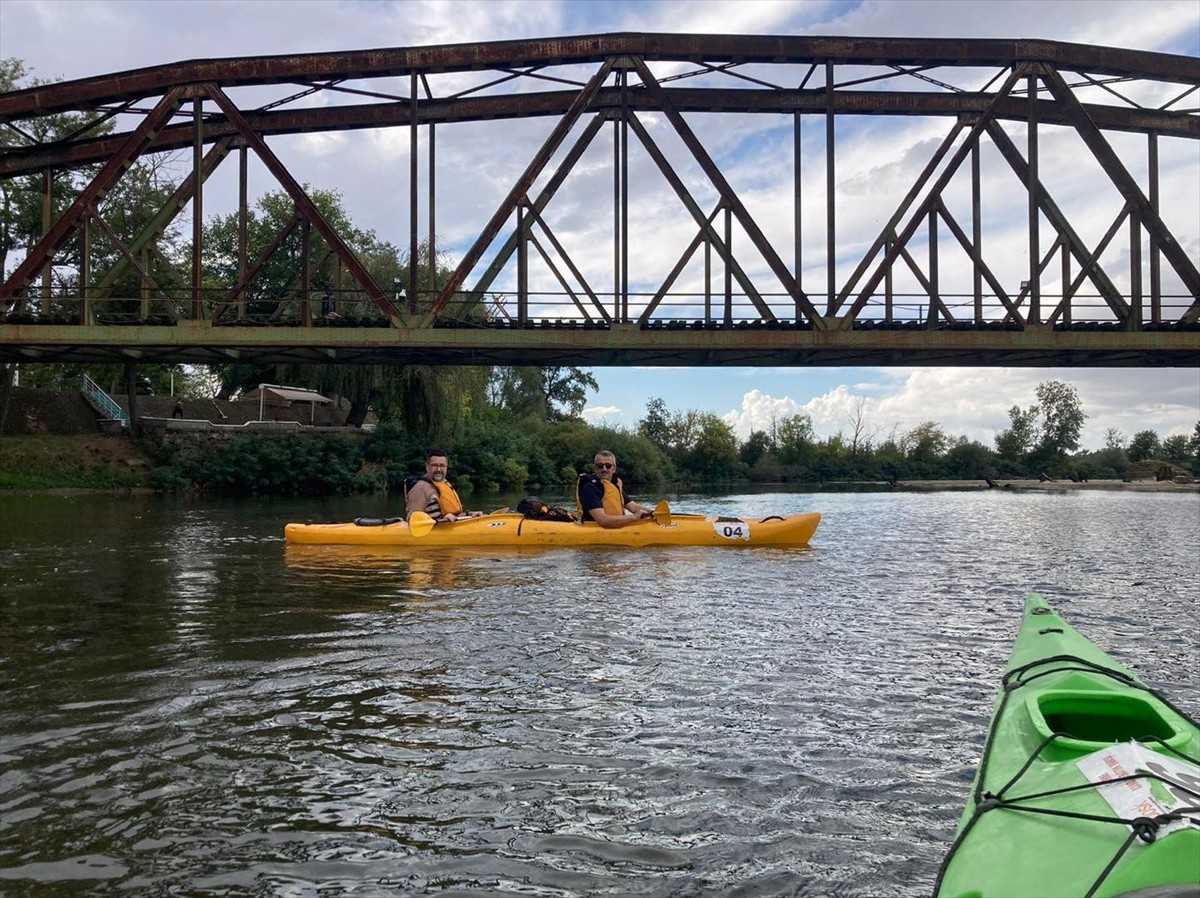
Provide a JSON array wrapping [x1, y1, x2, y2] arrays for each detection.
[[1, 489, 1196, 897]]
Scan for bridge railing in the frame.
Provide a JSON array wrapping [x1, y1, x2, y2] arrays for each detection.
[[3, 287, 1195, 329]]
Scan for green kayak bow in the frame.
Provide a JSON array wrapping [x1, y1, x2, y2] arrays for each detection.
[[935, 594, 1200, 898]]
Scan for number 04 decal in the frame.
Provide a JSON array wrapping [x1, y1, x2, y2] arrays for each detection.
[[713, 522, 750, 541]]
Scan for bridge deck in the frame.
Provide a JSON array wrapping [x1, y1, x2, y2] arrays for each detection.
[[1, 320, 1194, 367]]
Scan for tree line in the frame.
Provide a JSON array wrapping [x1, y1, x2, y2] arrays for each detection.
[[136, 379, 1196, 496]]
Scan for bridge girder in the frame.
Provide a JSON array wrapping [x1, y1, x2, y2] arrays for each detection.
[[1, 33, 1197, 367]]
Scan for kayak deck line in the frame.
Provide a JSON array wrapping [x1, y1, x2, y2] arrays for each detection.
[[935, 595, 1200, 898]]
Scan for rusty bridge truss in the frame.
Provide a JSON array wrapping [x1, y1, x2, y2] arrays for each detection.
[[1, 34, 1197, 367]]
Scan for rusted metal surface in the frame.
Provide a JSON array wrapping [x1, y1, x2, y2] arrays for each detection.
[[433, 57, 618, 312], [3, 88, 186, 298], [1039, 68, 1200, 301], [204, 84, 393, 320], [1, 34, 1196, 366], [4, 91, 1194, 179], [2, 34, 1195, 123], [0, 321, 1194, 368]]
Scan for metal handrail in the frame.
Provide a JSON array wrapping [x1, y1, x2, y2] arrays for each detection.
[[80, 373, 129, 425]]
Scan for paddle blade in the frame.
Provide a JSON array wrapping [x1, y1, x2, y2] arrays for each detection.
[[490, 507, 510, 515], [408, 512, 435, 537], [654, 499, 672, 526]]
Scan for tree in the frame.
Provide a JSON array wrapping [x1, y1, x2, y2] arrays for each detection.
[[1, 59, 198, 409], [1090, 432, 1129, 479], [1, 60, 186, 317], [775, 413, 816, 465], [1160, 434, 1190, 465], [489, 366, 597, 422], [637, 397, 672, 449], [1035, 380, 1086, 460], [0, 59, 113, 286], [89, 155, 186, 311], [903, 421, 948, 465], [995, 404, 1039, 461], [681, 413, 740, 482], [846, 396, 876, 458], [202, 190, 486, 432], [810, 432, 848, 480], [1128, 430, 1161, 462], [14, 361, 197, 398], [740, 429, 773, 467], [200, 185, 395, 319], [944, 439, 995, 478]]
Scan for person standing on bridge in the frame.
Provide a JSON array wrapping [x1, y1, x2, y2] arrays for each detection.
[[405, 449, 482, 523], [576, 450, 655, 528]]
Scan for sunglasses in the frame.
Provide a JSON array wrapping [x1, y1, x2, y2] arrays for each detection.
[[594, 462, 615, 469]]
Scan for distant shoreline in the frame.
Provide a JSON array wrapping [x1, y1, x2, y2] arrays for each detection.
[[876, 478, 1199, 493], [3, 478, 1197, 499]]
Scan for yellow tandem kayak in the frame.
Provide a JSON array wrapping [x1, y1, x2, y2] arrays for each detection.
[[284, 511, 821, 548]]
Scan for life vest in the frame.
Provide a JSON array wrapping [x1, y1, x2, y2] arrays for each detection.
[[409, 475, 464, 518], [576, 473, 626, 521], [431, 479, 464, 515]]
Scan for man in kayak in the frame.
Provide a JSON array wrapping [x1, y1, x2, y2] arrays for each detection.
[[405, 450, 482, 523], [576, 450, 656, 528]]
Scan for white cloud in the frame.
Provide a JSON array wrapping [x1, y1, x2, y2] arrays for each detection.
[[722, 388, 804, 437], [296, 132, 347, 157], [582, 404, 622, 424], [717, 369, 1199, 451]]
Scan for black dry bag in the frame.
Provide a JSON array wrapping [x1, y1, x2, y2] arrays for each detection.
[[516, 496, 576, 523]]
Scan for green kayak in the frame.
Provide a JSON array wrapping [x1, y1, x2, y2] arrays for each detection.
[[935, 594, 1200, 898]]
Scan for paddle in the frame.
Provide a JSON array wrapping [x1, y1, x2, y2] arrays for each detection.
[[653, 499, 672, 526], [408, 511, 436, 538]]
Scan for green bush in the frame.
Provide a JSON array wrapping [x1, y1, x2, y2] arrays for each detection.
[[184, 433, 365, 496], [149, 465, 191, 491]]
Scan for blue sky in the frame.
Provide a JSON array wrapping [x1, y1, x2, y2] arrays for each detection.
[[2, 0, 1198, 449]]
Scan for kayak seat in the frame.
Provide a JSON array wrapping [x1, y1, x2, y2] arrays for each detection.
[[1025, 689, 1192, 755], [353, 517, 405, 527]]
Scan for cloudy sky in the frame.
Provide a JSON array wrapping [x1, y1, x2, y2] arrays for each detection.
[[2, 0, 1198, 450]]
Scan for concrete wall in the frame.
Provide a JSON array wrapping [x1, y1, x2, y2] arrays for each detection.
[[1, 387, 101, 435]]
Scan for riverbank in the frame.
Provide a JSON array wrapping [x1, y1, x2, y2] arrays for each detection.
[[0, 434, 155, 491], [2, 435, 1195, 498]]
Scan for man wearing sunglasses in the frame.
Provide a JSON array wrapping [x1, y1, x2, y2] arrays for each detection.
[[576, 450, 655, 528]]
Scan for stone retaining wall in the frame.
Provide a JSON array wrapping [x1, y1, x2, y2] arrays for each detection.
[[139, 417, 368, 467]]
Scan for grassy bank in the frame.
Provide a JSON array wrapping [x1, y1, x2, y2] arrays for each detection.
[[0, 435, 154, 491]]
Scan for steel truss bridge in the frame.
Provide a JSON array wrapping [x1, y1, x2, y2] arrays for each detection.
[[1, 33, 1197, 368]]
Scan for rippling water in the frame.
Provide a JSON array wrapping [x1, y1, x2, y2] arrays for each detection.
[[1, 489, 1197, 896]]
